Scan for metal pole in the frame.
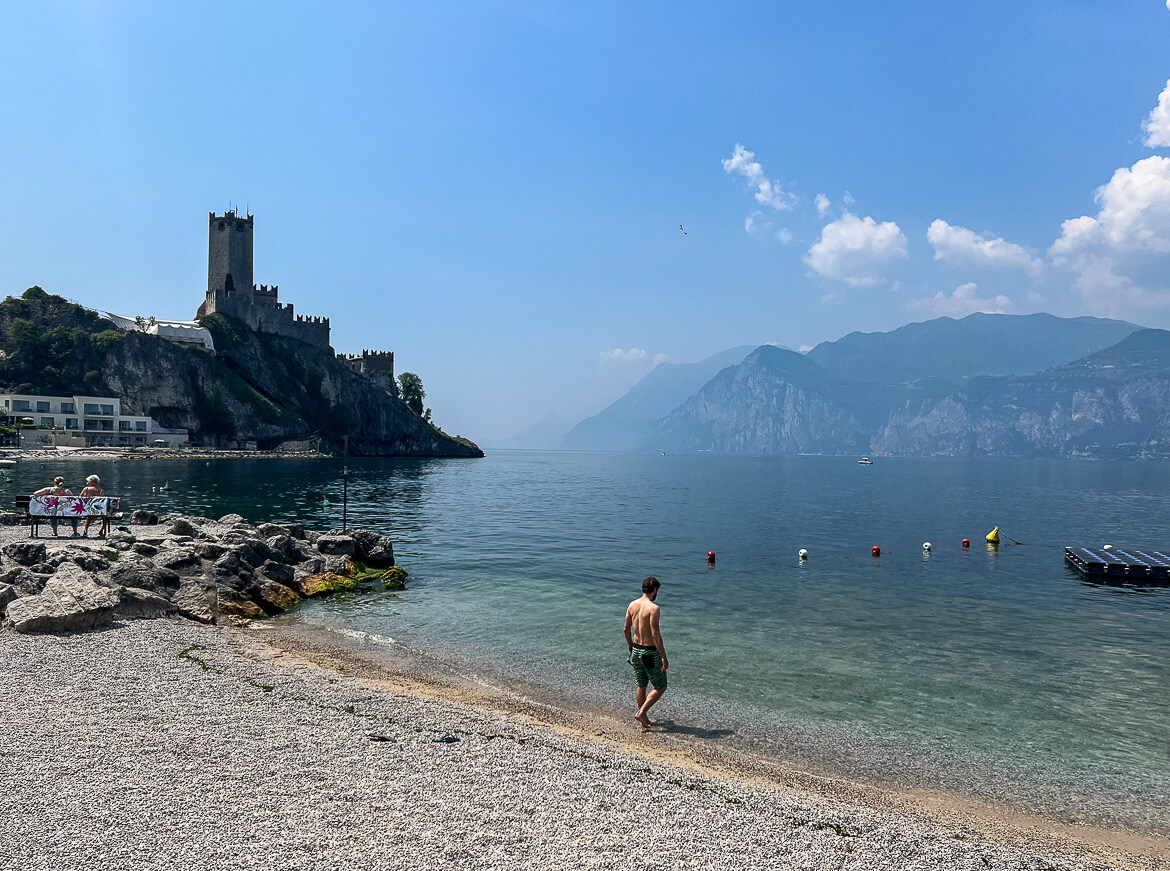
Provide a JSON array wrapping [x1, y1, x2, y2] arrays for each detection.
[[342, 465, 348, 533]]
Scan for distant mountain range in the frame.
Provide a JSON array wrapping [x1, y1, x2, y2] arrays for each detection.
[[505, 312, 1170, 458], [807, 312, 1137, 383]]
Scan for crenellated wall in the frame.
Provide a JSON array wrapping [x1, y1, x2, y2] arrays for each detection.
[[340, 349, 397, 394], [197, 212, 333, 350]]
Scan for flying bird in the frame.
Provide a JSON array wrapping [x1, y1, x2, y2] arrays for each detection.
[[679, 224, 688, 235]]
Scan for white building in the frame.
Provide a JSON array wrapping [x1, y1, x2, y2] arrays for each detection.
[[105, 312, 215, 353], [0, 393, 188, 448]]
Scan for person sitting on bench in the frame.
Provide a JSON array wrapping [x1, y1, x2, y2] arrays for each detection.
[[32, 476, 78, 538], [79, 474, 106, 538]]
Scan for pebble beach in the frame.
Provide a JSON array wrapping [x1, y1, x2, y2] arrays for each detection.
[[2, 616, 1165, 871]]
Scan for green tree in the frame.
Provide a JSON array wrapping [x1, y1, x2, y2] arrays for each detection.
[[398, 372, 426, 417]]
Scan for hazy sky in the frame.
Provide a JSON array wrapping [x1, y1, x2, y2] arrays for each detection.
[[3, 2, 1170, 440]]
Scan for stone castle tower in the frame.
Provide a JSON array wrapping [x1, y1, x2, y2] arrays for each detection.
[[197, 210, 331, 349]]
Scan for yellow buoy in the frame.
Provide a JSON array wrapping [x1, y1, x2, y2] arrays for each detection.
[[985, 526, 1000, 544]]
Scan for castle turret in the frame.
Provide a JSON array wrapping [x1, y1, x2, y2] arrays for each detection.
[[196, 209, 332, 350], [198, 210, 254, 319]]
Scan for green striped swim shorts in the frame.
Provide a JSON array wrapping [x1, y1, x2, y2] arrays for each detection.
[[629, 645, 667, 690]]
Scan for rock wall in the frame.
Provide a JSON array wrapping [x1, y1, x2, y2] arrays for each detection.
[[99, 326, 481, 457]]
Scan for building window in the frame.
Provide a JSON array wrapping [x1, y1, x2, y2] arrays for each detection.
[[65, 418, 78, 430], [119, 421, 132, 431], [218, 222, 225, 230], [36, 401, 49, 413], [84, 404, 100, 414], [84, 419, 98, 430], [101, 404, 114, 415], [40, 417, 53, 428], [100, 420, 113, 431], [60, 402, 75, 414], [12, 400, 29, 412], [135, 421, 147, 432]]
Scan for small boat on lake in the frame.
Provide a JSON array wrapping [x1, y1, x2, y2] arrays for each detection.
[[858, 456, 874, 465]]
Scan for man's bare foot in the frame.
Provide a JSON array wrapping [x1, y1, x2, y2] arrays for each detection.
[[634, 710, 651, 731]]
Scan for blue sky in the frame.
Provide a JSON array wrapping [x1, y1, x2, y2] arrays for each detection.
[[2, 2, 1170, 440]]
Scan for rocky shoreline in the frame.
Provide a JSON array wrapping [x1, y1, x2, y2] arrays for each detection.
[[0, 512, 401, 633]]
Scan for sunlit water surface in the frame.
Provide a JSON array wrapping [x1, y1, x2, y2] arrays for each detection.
[[11, 452, 1169, 831]]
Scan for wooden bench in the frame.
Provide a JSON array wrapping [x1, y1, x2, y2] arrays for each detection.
[[17, 495, 123, 539]]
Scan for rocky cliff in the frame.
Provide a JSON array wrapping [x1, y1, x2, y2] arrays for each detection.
[[652, 330, 1170, 460], [0, 288, 482, 457]]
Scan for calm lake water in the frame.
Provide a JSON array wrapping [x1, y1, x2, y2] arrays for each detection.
[[10, 451, 1170, 831]]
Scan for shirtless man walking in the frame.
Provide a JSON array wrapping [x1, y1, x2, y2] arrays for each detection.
[[624, 576, 668, 731]]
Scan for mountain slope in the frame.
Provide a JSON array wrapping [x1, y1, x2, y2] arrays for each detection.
[[653, 345, 877, 454], [562, 345, 755, 450], [808, 312, 1139, 383]]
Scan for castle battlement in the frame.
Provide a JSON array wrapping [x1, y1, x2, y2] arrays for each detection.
[[340, 348, 396, 392], [197, 212, 331, 350]]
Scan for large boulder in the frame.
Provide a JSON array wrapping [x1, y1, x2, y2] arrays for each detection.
[[172, 581, 216, 624], [316, 534, 356, 556], [104, 556, 181, 592], [194, 542, 229, 561], [2, 541, 46, 567], [351, 531, 395, 568], [153, 548, 203, 575], [217, 513, 249, 527], [4, 564, 118, 633], [0, 583, 17, 615], [255, 579, 301, 613], [63, 553, 111, 574], [258, 561, 296, 584], [114, 587, 179, 620], [168, 518, 203, 539], [264, 534, 300, 564], [129, 509, 159, 526], [0, 566, 45, 596], [0, 512, 24, 525]]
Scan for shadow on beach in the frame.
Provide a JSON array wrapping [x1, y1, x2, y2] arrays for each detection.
[[650, 719, 734, 740]]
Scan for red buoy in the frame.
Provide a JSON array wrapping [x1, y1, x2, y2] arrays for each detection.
[[871, 545, 880, 557], [962, 538, 970, 548], [707, 551, 716, 563]]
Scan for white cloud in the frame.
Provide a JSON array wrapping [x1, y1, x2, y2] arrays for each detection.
[[776, 228, 793, 244], [745, 213, 757, 233], [909, 282, 1012, 317], [805, 212, 908, 286], [1142, 79, 1170, 147], [599, 348, 648, 365], [722, 144, 796, 211], [1049, 155, 1170, 313], [798, 344, 813, 353], [815, 194, 831, 217], [927, 219, 1042, 277], [843, 192, 855, 208]]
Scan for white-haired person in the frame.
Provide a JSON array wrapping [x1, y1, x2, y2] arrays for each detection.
[[32, 476, 78, 537], [79, 474, 106, 538]]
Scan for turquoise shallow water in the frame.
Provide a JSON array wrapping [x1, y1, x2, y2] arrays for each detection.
[[10, 451, 1170, 830]]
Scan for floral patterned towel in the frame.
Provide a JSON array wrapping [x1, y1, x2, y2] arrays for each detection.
[[28, 496, 120, 517]]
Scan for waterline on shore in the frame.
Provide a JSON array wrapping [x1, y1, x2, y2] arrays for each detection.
[[273, 610, 1170, 840], [253, 617, 1170, 867]]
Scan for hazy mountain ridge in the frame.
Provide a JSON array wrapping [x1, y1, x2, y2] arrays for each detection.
[[808, 312, 1139, 383], [649, 315, 1170, 459]]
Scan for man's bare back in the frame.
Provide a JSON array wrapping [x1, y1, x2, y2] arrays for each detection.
[[625, 597, 660, 647], [623, 576, 668, 731]]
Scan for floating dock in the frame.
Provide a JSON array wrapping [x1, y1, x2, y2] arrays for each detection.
[[1065, 546, 1170, 585]]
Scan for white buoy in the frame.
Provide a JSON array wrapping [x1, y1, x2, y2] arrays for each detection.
[[923, 542, 932, 552], [798, 549, 808, 560], [1103, 544, 1113, 550]]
